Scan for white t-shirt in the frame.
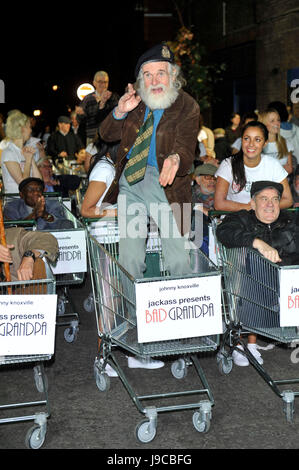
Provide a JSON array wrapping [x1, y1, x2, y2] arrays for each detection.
[[89, 157, 116, 208], [262, 140, 294, 167], [1, 141, 34, 193], [215, 154, 288, 204]]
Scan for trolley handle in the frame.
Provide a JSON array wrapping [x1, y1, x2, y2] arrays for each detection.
[[4, 219, 36, 227], [1, 192, 61, 198], [208, 210, 232, 217], [82, 217, 117, 223]]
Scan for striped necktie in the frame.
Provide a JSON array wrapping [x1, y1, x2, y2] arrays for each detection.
[[124, 111, 154, 185]]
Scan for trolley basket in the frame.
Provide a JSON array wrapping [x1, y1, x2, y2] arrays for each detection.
[[212, 216, 299, 423], [0, 259, 57, 449], [47, 199, 87, 343], [87, 230, 222, 443]]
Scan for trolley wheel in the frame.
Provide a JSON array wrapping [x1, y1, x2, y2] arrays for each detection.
[[135, 419, 157, 444], [34, 366, 48, 393], [83, 295, 94, 312], [95, 368, 111, 392], [217, 351, 233, 375], [192, 411, 211, 433], [25, 425, 46, 449], [283, 391, 295, 423], [171, 358, 187, 379], [57, 297, 66, 316], [285, 401, 294, 423], [64, 326, 78, 343]]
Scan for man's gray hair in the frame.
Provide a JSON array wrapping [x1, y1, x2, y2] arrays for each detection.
[[136, 62, 186, 90], [94, 71, 109, 81]]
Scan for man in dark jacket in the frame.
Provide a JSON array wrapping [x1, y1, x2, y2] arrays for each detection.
[[76, 71, 119, 145], [216, 180, 298, 366], [4, 177, 74, 230], [216, 180, 298, 265], [46, 116, 84, 164]]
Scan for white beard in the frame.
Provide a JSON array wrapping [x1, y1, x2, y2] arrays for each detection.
[[138, 83, 179, 110]]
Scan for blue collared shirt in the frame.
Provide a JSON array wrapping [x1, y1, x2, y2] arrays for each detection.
[[113, 106, 164, 169]]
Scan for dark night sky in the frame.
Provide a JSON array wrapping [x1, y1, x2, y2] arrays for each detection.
[[1, 3, 145, 128]]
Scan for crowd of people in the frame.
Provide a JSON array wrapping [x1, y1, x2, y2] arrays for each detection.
[[0, 43, 298, 372]]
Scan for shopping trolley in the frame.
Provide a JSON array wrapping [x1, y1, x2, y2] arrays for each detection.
[[87, 229, 222, 443], [83, 217, 171, 312], [47, 199, 87, 343], [0, 259, 57, 449], [211, 212, 299, 423], [2, 193, 87, 343], [82, 217, 119, 313]]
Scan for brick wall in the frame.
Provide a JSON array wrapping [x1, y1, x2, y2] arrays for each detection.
[[139, 0, 299, 121]]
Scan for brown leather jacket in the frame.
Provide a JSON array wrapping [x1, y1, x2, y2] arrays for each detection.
[[99, 89, 200, 234]]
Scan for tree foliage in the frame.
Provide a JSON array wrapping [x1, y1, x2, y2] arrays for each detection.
[[168, 1, 225, 110]]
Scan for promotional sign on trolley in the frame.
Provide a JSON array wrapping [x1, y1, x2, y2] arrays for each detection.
[[135, 274, 222, 343], [51, 230, 87, 274], [279, 267, 299, 327], [0, 295, 57, 356]]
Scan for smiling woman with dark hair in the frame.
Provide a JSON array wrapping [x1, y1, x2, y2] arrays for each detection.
[[214, 121, 293, 211]]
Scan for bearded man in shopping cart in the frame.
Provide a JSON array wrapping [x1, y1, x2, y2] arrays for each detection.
[[216, 180, 299, 366], [99, 44, 200, 370]]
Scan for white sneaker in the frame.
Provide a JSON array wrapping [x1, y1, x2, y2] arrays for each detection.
[[127, 356, 164, 369], [100, 359, 118, 377], [247, 343, 264, 365], [232, 345, 249, 367]]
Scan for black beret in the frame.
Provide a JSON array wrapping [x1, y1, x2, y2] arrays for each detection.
[[19, 177, 45, 192], [135, 43, 175, 78], [250, 180, 283, 198]]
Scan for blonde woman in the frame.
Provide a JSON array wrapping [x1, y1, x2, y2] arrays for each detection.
[[1, 111, 41, 193], [258, 109, 293, 174]]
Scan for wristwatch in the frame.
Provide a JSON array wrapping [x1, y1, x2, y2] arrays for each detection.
[[23, 250, 36, 262]]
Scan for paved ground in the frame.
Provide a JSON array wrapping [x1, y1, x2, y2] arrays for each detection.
[[1, 276, 299, 456]]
